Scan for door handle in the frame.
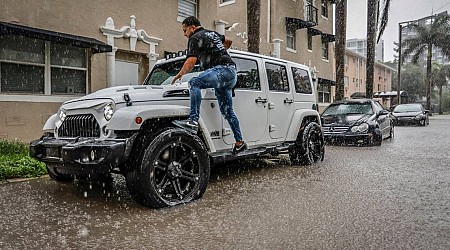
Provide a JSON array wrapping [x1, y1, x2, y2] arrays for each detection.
[[255, 97, 268, 104], [284, 98, 294, 104]]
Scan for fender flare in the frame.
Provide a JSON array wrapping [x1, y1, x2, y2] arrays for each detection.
[[107, 105, 190, 130], [286, 109, 321, 141], [43, 114, 58, 132]]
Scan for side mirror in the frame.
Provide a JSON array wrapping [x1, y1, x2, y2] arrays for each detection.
[[424, 110, 429, 114], [377, 110, 389, 116]]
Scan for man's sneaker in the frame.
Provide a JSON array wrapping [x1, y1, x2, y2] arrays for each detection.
[[232, 141, 247, 155], [172, 119, 199, 134]]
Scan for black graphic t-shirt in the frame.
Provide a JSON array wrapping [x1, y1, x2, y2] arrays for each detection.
[[186, 27, 235, 70]]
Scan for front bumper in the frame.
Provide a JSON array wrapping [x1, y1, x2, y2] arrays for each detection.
[[30, 135, 136, 177], [393, 117, 422, 125], [323, 131, 380, 146]]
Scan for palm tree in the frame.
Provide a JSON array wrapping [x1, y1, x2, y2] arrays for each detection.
[[335, 0, 347, 101], [402, 14, 450, 111], [366, 0, 391, 99], [247, 0, 261, 53], [432, 63, 450, 114]]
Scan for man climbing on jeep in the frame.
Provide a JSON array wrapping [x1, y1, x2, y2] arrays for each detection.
[[171, 16, 247, 154]]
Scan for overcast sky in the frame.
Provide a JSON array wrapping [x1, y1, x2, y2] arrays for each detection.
[[346, 0, 450, 62]]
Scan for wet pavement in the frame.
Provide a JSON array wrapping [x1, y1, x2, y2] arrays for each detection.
[[1, 115, 449, 249]]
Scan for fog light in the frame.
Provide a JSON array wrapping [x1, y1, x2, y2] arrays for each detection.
[[90, 150, 95, 161]]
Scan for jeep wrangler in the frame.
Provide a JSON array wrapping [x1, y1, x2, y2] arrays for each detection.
[[30, 50, 325, 208]]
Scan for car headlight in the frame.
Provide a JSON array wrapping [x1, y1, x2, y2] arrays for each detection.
[[351, 123, 369, 133], [415, 114, 424, 119], [103, 103, 115, 121], [59, 109, 66, 122]]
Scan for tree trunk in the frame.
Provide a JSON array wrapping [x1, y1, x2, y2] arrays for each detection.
[[426, 43, 432, 111], [438, 84, 443, 114], [334, 0, 347, 101], [247, 0, 261, 54], [366, 0, 378, 99]]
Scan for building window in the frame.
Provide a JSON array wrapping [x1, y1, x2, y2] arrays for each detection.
[[0, 34, 87, 95], [178, 0, 197, 21], [220, 0, 235, 6], [321, 0, 328, 18], [344, 55, 348, 65], [307, 32, 313, 50], [318, 84, 330, 103], [322, 40, 328, 60], [287, 27, 296, 50], [344, 76, 349, 87]]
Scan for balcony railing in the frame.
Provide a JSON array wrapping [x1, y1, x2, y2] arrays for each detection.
[[306, 4, 318, 25]]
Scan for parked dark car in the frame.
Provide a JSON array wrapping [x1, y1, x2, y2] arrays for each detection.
[[391, 103, 429, 126], [321, 99, 394, 146]]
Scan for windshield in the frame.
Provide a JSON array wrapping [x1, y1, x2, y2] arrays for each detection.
[[322, 103, 374, 116], [144, 59, 204, 85], [393, 104, 422, 113]]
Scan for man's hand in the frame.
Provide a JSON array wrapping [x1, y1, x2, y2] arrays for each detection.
[[171, 57, 197, 85]]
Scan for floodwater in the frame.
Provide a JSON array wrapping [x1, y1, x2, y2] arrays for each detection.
[[1, 115, 449, 249]]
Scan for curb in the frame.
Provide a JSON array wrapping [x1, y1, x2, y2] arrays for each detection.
[[0, 175, 49, 185]]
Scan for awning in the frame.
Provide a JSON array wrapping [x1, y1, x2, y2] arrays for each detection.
[[0, 21, 112, 53], [308, 27, 322, 36], [321, 33, 336, 42], [318, 78, 336, 85], [285, 17, 317, 30], [350, 92, 367, 99], [374, 91, 408, 97]]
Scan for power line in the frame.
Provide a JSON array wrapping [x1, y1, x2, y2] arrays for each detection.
[[435, 1, 450, 12]]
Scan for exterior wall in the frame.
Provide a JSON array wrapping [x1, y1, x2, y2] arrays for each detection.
[[0, 0, 335, 142], [345, 49, 394, 108]]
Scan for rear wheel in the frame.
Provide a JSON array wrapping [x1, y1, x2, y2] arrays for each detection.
[[289, 122, 325, 165], [126, 128, 210, 208]]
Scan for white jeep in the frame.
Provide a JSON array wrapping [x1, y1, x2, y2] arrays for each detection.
[[31, 50, 325, 208]]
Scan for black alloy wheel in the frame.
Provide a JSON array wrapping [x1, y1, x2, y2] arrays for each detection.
[[126, 128, 210, 208], [290, 122, 325, 165]]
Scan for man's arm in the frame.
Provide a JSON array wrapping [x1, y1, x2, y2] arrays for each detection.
[[171, 57, 197, 84], [224, 37, 232, 49]]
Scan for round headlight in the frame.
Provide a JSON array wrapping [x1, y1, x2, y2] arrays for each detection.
[[103, 103, 115, 121], [358, 123, 369, 133], [59, 109, 66, 122]]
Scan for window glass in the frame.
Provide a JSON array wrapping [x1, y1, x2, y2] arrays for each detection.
[[0, 63, 44, 94], [307, 32, 313, 50], [321, 0, 328, 17], [287, 27, 296, 50], [291, 67, 312, 94], [51, 43, 86, 68], [0, 35, 45, 64], [234, 57, 261, 90], [322, 40, 328, 60], [318, 84, 330, 103], [178, 0, 197, 19], [266, 63, 289, 92], [51, 68, 86, 95]]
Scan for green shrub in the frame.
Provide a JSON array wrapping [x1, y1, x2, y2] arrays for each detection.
[[0, 139, 47, 181]]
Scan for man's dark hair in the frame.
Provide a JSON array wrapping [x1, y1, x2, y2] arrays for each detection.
[[182, 16, 201, 27]]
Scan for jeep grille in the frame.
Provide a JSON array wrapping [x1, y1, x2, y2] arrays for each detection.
[[58, 114, 100, 138]]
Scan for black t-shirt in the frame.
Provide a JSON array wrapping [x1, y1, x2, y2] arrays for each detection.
[[186, 27, 235, 70]]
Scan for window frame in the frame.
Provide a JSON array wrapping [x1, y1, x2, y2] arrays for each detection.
[[307, 32, 313, 51], [177, 0, 198, 22], [0, 34, 88, 99], [321, 0, 328, 18], [321, 39, 329, 60], [233, 57, 262, 91], [265, 62, 290, 92], [286, 26, 296, 50]]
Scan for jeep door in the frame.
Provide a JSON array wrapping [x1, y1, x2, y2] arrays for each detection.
[[221, 56, 268, 146], [289, 64, 316, 110], [264, 61, 295, 140]]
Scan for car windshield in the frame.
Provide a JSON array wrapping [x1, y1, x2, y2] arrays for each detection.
[[322, 103, 374, 116], [393, 104, 422, 113], [143, 59, 203, 85]]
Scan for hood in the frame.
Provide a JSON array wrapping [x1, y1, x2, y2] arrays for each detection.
[[392, 111, 421, 117], [322, 114, 371, 126], [61, 83, 190, 109]]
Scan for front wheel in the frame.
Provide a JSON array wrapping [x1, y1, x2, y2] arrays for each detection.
[[126, 128, 210, 208], [289, 122, 325, 165]]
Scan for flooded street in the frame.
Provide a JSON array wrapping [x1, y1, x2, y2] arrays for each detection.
[[1, 115, 450, 249]]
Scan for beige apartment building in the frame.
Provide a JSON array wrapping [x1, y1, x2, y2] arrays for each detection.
[[343, 49, 395, 108], [0, 0, 335, 142]]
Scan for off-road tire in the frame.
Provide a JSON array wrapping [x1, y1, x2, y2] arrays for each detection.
[[126, 128, 210, 208], [289, 122, 325, 165], [47, 165, 74, 182]]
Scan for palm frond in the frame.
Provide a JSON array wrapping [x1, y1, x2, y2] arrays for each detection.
[[377, 0, 391, 43]]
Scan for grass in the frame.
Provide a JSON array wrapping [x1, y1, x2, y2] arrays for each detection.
[[0, 139, 47, 181]]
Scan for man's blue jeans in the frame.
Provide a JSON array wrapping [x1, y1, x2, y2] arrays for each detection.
[[189, 65, 243, 142]]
